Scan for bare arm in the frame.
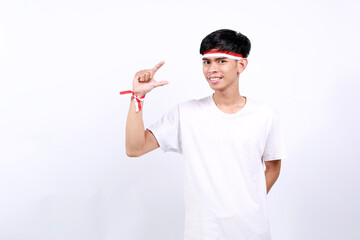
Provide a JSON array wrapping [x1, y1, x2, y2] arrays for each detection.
[[264, 160, 281, 194], [125, 100, 159, 157], [125, 61, 168, 157]]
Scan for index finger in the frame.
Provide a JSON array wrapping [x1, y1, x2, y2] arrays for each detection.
[[153, 61, 165, 73]]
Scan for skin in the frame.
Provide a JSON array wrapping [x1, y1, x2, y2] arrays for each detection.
[[125, 55, 281, 193], [265, 160, 281, 194], [202, 55, 247, 113]]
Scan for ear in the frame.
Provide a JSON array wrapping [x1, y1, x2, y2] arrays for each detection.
[[237, 58, 248, 74]]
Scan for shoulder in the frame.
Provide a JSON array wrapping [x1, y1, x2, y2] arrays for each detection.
[[246, 98, 279, 119]]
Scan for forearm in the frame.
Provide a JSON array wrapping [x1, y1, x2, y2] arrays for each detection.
[[125, 98, 145, 156], [264, 160, 281, 194], [265, 170, 279, 194]]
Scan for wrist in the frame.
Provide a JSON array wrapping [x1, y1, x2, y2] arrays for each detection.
[[131, 92, 145, 112], [119, 90, 145, 112], [132, 92, 146, 97]]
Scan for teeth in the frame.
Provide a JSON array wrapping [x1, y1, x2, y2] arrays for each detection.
[[210, 77, 221, 81]]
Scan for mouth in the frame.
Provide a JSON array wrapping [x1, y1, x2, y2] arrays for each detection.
[[208, 77, 223, 84]]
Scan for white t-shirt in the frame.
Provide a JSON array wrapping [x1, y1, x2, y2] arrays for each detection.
[[148, 95, 287, 240]]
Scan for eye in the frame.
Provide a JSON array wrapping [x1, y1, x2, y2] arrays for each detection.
[[219, 59, 227, 63], [203, 60, 210, 64]]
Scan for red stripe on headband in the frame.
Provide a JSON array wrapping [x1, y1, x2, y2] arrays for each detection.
[[203, 50, 243, 58]]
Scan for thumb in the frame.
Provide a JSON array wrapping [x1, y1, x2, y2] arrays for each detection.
[[153, 81, 169, 88]]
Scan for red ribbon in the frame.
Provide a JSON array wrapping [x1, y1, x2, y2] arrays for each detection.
[[120, 90, 145, 112]]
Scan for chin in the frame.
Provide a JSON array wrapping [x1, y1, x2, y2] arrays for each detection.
[[208, 84, 224, 91]]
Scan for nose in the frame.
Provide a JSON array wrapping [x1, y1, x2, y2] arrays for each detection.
[[208, 62, 218, 74]]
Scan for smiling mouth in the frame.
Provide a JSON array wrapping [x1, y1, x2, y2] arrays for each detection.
[[209, 77, 222, 82], [209, 77, 223, 83]]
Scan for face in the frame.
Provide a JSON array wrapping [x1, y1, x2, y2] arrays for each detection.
[[202, 54, 247, 92]]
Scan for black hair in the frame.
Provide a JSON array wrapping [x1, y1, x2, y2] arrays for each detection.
[[199, 29, 251, 58]]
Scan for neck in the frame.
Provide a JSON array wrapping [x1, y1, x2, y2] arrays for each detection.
[[213, 89, 242, 106], [212, 83, 246, 114]]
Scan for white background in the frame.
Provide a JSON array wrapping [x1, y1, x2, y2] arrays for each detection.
[[1, 0, 360, 239]]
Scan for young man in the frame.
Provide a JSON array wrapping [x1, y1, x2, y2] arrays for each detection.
[[123, 29, 287, 240]]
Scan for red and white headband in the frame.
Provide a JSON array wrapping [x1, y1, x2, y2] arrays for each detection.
[[202, 50, 243, 60]]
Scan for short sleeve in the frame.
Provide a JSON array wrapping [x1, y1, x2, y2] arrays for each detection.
[[262, 111, 288, 161], [147, 105, 182, 154]]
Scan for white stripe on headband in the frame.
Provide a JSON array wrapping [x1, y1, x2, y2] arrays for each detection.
[[202, 51, 243, 60]]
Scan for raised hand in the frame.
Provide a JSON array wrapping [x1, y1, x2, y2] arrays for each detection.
[[132, 61, 168, 96]]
